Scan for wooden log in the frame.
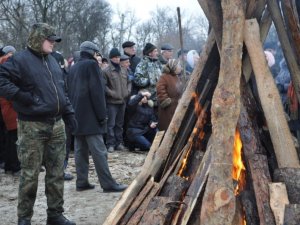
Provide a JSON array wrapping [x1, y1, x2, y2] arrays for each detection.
[[238, 78, 276, 225], [266, 0, 300, 104], [103, 131, 164, 225], [200, 0, 245, 224], [281, 0, 300, 65], [240, 191, 260, 225], [138, 197, 174, 225], [283, 204, 300, 225], [119, 177, 155, 225], [273, 168, 300, 203], [244, 19, 300, 168], [269, 183, 290, 225], [175, 146, 212, 225]]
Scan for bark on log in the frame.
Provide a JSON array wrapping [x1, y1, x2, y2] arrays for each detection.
[[266, 0, 300, 103], [240, 191, 260, 225], [273, 168, 300, 203], [200, 0, 245, 224], [238, 78, 276, 225], [284, 204, 300, 225], [269, 183, 290, 225], [244, 19, 300, 168]]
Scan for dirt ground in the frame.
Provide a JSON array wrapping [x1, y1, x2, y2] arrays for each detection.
[[0, 150, 147, 225]]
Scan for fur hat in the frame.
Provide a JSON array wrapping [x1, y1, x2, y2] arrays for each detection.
[[162, 59, 180, 74], [80, 41, 100, 56], [27, 23, 61, 53], [109, 47, 121, 58], [143, 43, 157, 56], [122, 41, 135, 48], [264, 50, 275, 67], [187, 50, 199, 69]]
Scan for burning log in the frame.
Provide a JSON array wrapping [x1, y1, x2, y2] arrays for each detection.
[[200, 0, 245, 224], [244, 19, 300, 168], [238, 78, 276, 225]]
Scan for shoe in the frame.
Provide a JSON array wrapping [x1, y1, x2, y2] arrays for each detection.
[[18, 218, 31, 225], [47, 215, 76, 225], [64, 172, 74, 181], [107, 146, 114, 153], [76, 183, 95, 191], [103, 183, 128, 193], [116, 143, 128, 151]]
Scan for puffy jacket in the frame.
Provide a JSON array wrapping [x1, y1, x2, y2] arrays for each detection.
[[0, 48, 74, 121]]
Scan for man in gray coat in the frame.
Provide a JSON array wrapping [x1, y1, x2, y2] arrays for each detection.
[[67, 41, 127, 193]]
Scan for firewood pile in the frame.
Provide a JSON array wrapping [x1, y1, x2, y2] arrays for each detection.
[[103, 0, 300, 224]]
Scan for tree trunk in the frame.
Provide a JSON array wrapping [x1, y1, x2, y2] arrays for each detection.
[[200, 0, 245, 224]]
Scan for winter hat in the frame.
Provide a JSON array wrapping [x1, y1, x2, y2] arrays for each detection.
[[122, 41, 135, 48], [120, 54, 130, 61], [2, 45, 16, 55], [264, 50, 275, 67], [109, 47, 121, 59], [51, 51, 65, 68], [27, 23, 61, 53], [187, 50, 200, 69], [177, 48, 188, 58], [143, 43, 157, 56], [80, 41, 100, 56], [162, 59, 180, 74]]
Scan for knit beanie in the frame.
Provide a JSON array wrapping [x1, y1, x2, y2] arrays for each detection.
[[264, 50, 275, 67], [143, 43, 157, 56], [187, 50, 199, 69], [109, 48, 121, 58], [80, 41, 100, 56], [162, 59, 180, 74]]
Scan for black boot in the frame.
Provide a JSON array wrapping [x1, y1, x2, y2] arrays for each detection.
[[18, 218, 31, 225], [47, 215, 76, 225]]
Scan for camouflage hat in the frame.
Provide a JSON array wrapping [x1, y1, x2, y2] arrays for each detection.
[[27, 23, 61, 53]]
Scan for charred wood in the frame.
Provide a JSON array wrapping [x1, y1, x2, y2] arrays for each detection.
[[283, 204, 300, 225]]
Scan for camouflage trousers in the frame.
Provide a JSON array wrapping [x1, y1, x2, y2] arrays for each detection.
[[17, 119, 66, 219]]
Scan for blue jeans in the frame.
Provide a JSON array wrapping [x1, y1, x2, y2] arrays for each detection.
[[129, 128, 156, 151]]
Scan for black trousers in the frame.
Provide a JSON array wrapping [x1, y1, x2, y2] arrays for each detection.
[[4, 129, 20, 172]]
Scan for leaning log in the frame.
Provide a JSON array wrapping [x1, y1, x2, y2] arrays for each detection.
[[284, 204, 300, 225], [244, 19, 300, 168], [200, 0, 245, 224], [269, 183, 290, 225]]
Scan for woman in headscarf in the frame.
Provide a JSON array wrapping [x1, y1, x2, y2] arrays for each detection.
[[156, 59, 184, 131]]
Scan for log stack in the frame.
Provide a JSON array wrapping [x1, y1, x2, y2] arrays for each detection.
[[103, 0, 300, 224]]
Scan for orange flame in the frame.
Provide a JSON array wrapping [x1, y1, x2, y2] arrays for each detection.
[[232, 129, 246, 195]]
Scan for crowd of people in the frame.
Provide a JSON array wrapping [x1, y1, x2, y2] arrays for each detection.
[[0, 23, 200, 225]]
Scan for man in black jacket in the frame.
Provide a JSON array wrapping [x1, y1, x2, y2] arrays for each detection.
[[0, 23, 76, 225], [67, 41, 127, 193]]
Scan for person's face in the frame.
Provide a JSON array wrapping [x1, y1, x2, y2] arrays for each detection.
[[110, 56, 120, 64], [148, 49, 159, 59], [124, 46, 136, 56], [42, 39, 55, 54], [162, 50, 173, 60], [96, 56, 102, 66], [120, 59, 130, 69]]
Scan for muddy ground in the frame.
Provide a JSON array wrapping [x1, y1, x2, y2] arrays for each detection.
[[0, 150, 147, 225]]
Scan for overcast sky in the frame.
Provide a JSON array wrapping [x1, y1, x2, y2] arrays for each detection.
[[109, 0, 203, 21]]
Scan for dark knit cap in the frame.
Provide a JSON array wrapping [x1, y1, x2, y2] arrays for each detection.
[[109, 47, 121, 58], [143, 43, 157, 56], [122, 41, 135, 48], [120, 54, 130, 61]]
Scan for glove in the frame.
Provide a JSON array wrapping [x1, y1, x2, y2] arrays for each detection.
[[160, 98, 172, 109], [63, 114, 77, 132], [13, 90, 34, 105]]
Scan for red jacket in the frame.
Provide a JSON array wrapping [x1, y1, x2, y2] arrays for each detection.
[[0, 98, 17, 130]]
